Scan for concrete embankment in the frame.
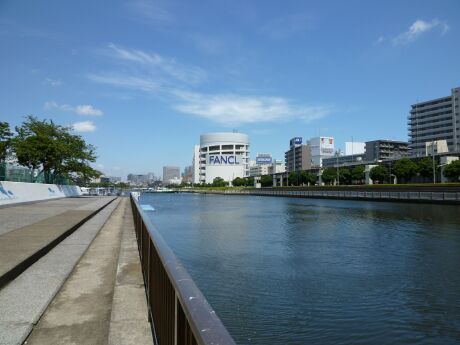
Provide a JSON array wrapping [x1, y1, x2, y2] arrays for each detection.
[[0, 181, 81, 206], [0, 197, 152, 345], [0, 197, 116, 288], [186, 185, 460, 204]]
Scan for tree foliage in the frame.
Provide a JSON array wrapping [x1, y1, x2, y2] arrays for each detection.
[[212, 176, 228, 187], [232, 176, 254, 187], [321, 168, 336, 184], [351, 165, 365, 184], [370, 165, 389, 184], [260, 174, 273, 187], [300, 170, 316, 185], [12, 116, 100, 183], [417, 157, 433, 179], [338, 167, 351, 185], [393, 158, 418, 183], [232, 177, 245, 186], [288, 171, 299, 186], [0, 121, 13, 162], [443, 160, 460, 181]]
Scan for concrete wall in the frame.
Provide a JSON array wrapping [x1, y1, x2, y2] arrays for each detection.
[[0, 181, 82, 206]]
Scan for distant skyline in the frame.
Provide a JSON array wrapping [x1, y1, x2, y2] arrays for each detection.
[[1, 0, 459, 178]]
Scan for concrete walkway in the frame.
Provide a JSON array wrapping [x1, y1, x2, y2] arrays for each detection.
[[25, 198, 153, 345], [0, 197, 110, 236], [0, 199, 120, 345], [0, 197, 116, 287]]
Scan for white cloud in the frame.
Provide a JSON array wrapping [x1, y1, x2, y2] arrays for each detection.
[[392, 19, 449, 45], [75, 105, 103, 116], [72, 121, 96, 132], [88, 43, 332, 126], [106, 44, 207, 84], [173, 91, 331, 125], [44, 101, 103, 116], [87, 74, 160, 92], [43, 78, 62, 87]]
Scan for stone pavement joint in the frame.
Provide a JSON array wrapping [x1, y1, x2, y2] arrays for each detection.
[[0, 198, 120, 345], [0, 197, 116, 289], [25, 198, 153, 345]]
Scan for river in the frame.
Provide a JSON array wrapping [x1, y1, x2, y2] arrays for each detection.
[[139, 192, 460, 345]]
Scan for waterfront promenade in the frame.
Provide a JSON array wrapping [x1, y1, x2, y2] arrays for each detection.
[[188, 185, 460, 204], [0, 197, 152, 345]]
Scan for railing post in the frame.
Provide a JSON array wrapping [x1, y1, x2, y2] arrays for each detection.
[[174, 292, 178, 345]]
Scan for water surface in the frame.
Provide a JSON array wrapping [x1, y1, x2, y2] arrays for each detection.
[[140, 193, 460, 345]]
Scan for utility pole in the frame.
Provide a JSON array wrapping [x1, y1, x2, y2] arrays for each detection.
[[432, 141, 436, 184], [335, 150, 340, 185]]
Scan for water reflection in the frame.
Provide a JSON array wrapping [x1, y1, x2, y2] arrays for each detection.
[[141, 193, 460, 345]]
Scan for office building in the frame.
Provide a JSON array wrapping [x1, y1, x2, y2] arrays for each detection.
[[285, 137, 312, 172], [308, 137, 335, 167], [127, 173, 155, 186], [345, 142, 365, 155], [322, 153, 366, 168], [192, 145, 200, 184], [197, 132, 250, 184], [249, 153, 274, 176], [409, 87, 460, 156], [182, 166, 193, 184], [163, 166, 181, 183], [269, 160, 285, 174], [365, 140, 410, 161]]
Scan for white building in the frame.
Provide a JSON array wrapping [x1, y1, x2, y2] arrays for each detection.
[[197, 132, 250, 184], [250, 164, 270, 177], [345, 142, 365, 155], [269, 160, 285, 174], [308, 137, 335, 167], [192, 145, 200, 184]]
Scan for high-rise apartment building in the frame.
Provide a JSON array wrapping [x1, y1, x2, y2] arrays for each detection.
[[162, 166, 181, 182], [409, 87, 460, 156], [365, 140, 410, 161], [285, 137, 312, 172]]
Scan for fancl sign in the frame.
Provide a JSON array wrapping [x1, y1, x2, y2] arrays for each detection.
[[208, 155, 241, 165]]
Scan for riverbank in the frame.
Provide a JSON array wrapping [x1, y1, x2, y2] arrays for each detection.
[[182, 184, 460, 204]]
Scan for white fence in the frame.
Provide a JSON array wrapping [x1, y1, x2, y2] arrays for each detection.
[[0, 181, 82, 206]]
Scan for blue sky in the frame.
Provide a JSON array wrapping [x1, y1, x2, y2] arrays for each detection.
[[1, 0, 459, 179]]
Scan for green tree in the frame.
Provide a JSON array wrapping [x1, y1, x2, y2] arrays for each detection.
[[0, 121, 13, 162], [246, 176, 254, 187], [232, 177, 244, 186], [393, 158, 419, 183], [12, 116, 100, 183], [260, 174, 273, 187], [321, 168, 336, 185], [300, 170, 316, 185], [417, 157, 434, 179], [338, 167, 351, 185], [288, 171, 299, 186], [443, 160, 460, 182], [212, 177, 228, 187], [370, 165, 389, 184], [351, 165, 365, 184]]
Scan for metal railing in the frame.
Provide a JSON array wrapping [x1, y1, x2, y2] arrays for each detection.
[[130, 194, 237, 345], [0, 163, 73, 185], [217, 188, 460, 203]]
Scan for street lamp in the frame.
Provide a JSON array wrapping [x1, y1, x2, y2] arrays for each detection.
[[335, 150, 341, 185], [431, 141, 437, 184]]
